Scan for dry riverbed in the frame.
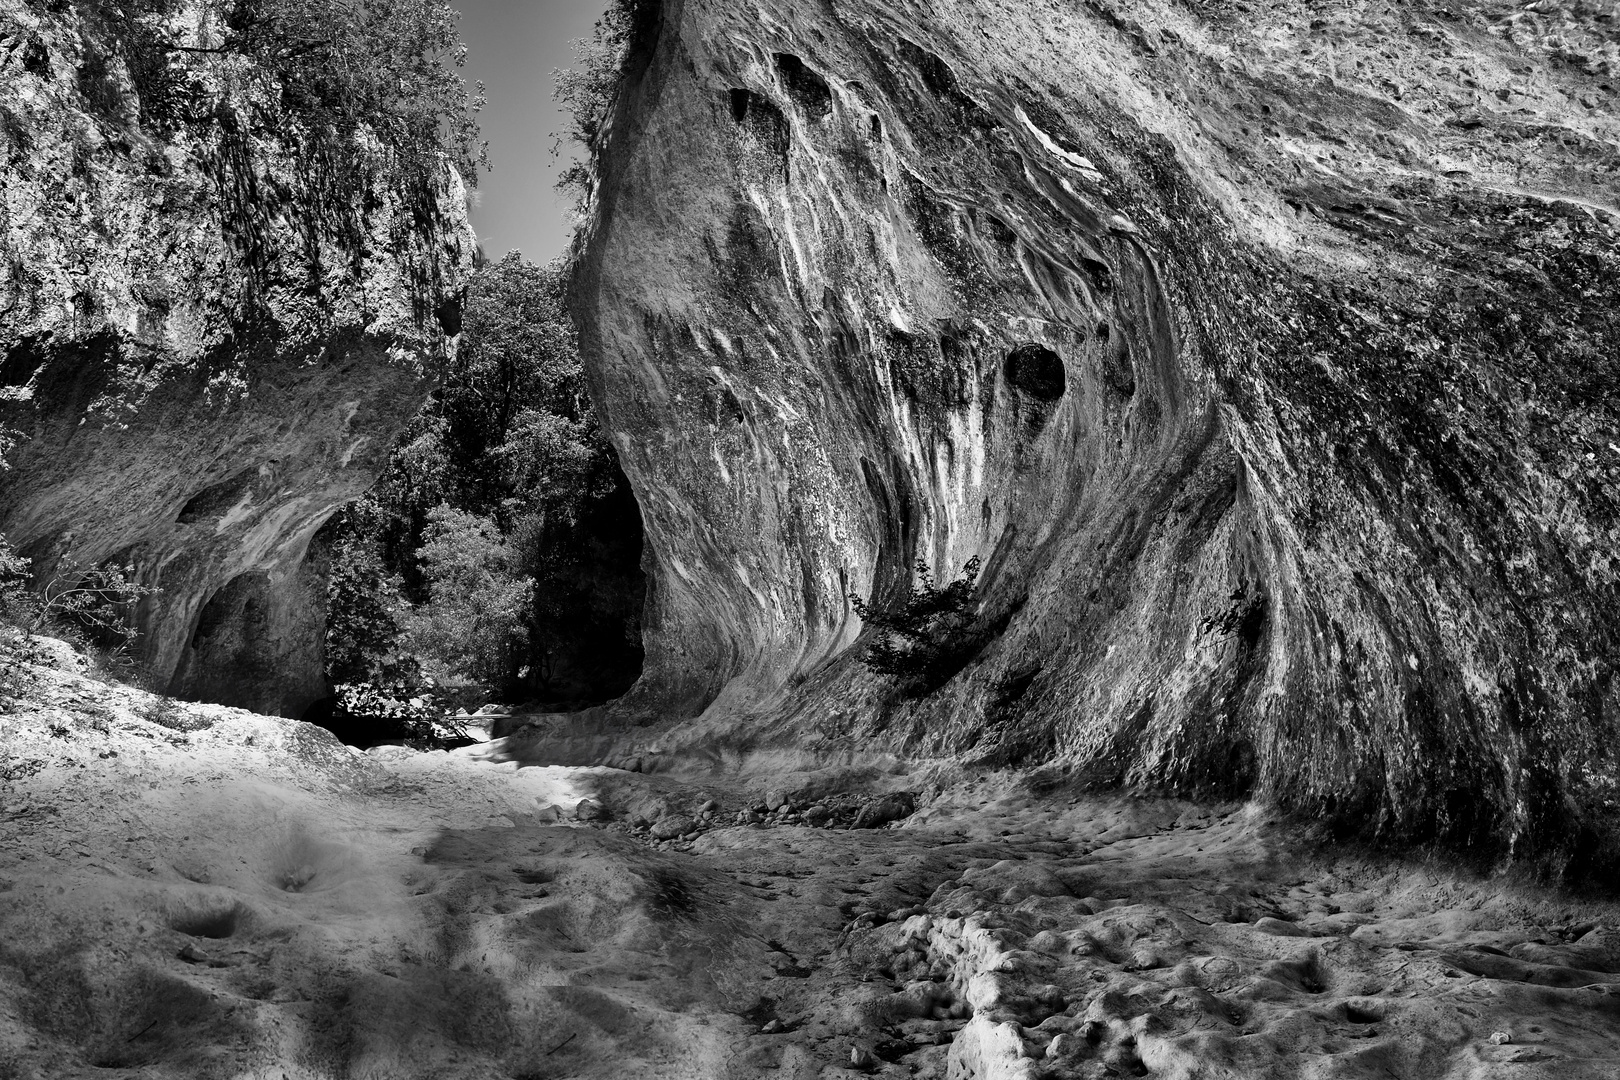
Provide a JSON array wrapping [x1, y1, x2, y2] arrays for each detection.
[[2, 655, 1618, 1079]]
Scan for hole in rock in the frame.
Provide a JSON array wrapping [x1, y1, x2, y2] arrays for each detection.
[[728, 87, 750, 122], [774, 52, 832, 119], [169, 902, 245, 939], [1004, 344, 1066, 402], [433, 293, 462, 336], [1342, 1001, 1384, 1024], [176, 469, 256, 524]]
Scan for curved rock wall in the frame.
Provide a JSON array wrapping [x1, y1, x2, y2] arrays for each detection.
[[0, 2, 473, 712], [573, 0, 1620, 865]]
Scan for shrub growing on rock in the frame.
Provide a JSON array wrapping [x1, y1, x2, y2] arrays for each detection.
[[850, 556, 983, 696], [552, 0, 654, 200]]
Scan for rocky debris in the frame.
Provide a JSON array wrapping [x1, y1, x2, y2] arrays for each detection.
[[3, 661, 1620, 1078], [4, 635, 87, 675], [650, 814, 698, 841], [853, 792, 917, 830]]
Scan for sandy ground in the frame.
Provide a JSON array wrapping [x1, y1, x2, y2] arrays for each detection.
[[2, 655, 1618, 1079]]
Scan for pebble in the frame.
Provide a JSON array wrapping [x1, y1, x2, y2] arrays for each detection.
[[177, 943, 211, 964], [1490, 1031, 1513, 1045]]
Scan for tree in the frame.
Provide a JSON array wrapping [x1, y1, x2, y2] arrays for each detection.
[[322, 500, 414, 686], [551, 0, 647, 201], [317, 251, 643, 711], [0, 533, 159, 667], [850, 557, 983, 695], [403, 505, 534, 699]]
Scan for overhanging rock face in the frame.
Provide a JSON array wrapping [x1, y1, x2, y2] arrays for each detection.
[[573, 0, 1620, 862], [0, 3, 474, 714]]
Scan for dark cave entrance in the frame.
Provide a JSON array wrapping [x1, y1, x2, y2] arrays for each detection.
[[299, 459, 647, 747]]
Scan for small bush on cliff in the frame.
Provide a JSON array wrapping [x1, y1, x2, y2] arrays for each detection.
[[850, 556, 983, 695], [552, 0, 651, 201]]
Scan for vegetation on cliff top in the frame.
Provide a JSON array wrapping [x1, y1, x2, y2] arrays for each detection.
[[40, 0, 486, 311]]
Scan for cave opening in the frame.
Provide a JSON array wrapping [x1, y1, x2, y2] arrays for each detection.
[[1004, 343, 1066, 402]]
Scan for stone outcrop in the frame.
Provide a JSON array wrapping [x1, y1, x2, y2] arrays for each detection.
[[0, 1, 473, 713], [573, 0, 1620, 868]]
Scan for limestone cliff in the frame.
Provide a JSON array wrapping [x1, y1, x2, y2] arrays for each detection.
[[0, 0, 474, 715], [573, 0, 1620, 871]]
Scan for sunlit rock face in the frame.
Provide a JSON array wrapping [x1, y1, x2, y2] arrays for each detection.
[[574, 0, 1620, 866], [0, 3, 473, 713]]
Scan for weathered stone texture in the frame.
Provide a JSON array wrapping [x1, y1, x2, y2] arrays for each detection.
[[0, 1, 473, 710], [574, 0, 1620, 863]]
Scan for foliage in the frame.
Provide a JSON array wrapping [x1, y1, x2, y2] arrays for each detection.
[[402, 504, 535, 698], [850, 556, 983, 695], [330, 680, 472, 748], [551, 0, 643, 200], [0, 533, 157, 646], [68, 0, 484, 298], [0, 385, 29, 474], [74, 0, 484, 177], [322, 501, 417, 687], [320, 250, 641, 711], [552, 1, 636, 146], [30, 558, 159, 644], [0, 535, 31, 624]]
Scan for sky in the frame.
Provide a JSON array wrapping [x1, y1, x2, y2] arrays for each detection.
[[452, 0, 610, 265]]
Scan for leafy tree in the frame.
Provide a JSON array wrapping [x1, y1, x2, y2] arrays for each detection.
[[29, 559, 157, 644], [321, 500, 415, 687], [317, 251, 643, 717], [850, 557, 983, 695], [403, 505, 534, 698]]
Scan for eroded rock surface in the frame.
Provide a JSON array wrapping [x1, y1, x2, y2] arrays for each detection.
[[0, 1, 473, 711], [573, 0, 1620, 864]]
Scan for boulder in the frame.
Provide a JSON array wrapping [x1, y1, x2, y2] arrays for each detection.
[[854, 793, 917, 830], [651, 814, 698, 841]]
